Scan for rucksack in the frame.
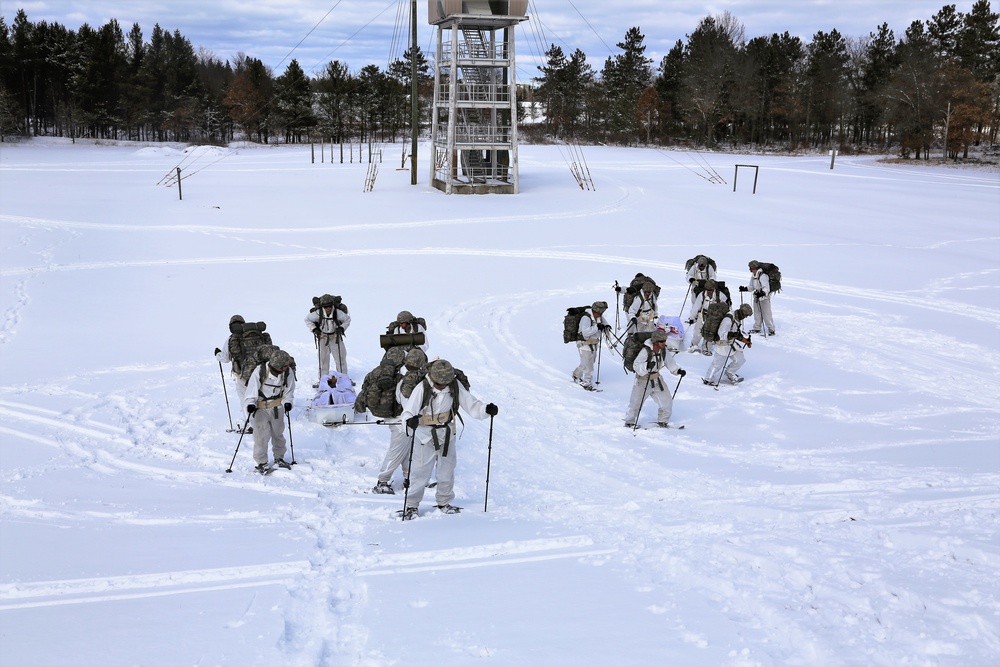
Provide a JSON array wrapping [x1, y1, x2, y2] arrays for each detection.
[[622, 331, 654, 374], [386, 316, 426, 334], [701, 302, 731, 343], [622, 273, 660, 312], [685, 255, 717, 273], [399, 362, 471, 400], [237, 322, 273, 382], [255, 362, 290, 400], [758, 262, 782, 294], [562, 306, 590, 344], [692, 279, 732, 306], [310, 295, 349, 325], [354, 361, 404, 418]]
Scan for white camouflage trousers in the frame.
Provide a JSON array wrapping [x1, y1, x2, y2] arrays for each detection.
[[252, 406, 287, 465], [625, 374, 673, 425], [404, 426, 457, 510], [752, 296, 775, 333], [377, 423, 412, 484], [574, 341, 598, 386], [705, 342, 746, 384], [318, 334, 348, 377]]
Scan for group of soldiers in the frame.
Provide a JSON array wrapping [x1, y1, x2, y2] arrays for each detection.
[[215, 297, 497, 519], [571, 256, 778, 428]]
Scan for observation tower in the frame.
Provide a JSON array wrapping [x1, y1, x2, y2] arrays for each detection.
[[428, 1, 528, 194]]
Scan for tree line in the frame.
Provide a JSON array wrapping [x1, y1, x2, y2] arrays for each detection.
[[1, 4, 997, 158], [533, 2, 998, 157], [0, 9, 430, 145]]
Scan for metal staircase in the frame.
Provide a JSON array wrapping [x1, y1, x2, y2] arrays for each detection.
[[428, 2, 527, 194]]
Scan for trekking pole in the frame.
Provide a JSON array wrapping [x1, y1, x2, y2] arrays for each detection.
[[711, 343, 736, 389], [225, 413, 253, 473], [602, 329, 623, 358], [401, 425, 418, 520], [613, 281, 621, 330], [678, 281, 692, 318], [286, 409, 296, 464], [314, 331, 322, 385], [595, 336, 603, 385], [672, 373, 684, 400], [217, 360, 234, 431], [483, 413, 495, 512], [631, 377, 651, 433]]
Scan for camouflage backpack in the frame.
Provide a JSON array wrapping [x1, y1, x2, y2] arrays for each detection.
[[685, 255, 717, 274], [692, 279, 732, 306], [562, 306, 590, 344], [354, 359, 404, 419], [758, 263, 782, 294], [236, 322, 273, 382], [622, 331, 654, 374], [701, 302, 731, 343], [622, 273, 660, 312]]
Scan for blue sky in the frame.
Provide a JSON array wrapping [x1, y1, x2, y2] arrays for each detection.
[[12, 0, 973, 79]]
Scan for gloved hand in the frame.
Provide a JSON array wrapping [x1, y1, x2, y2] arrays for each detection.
[[629, 317, 637, 327], [284, 403, 292, 413], [406, 416, 420, 430], [336, 326, 345, 336], [485, 403, 498, 416], [686, 319, 695, 325], [738, 285, 749, 292], [754, 290, 765, 298], [688, 278, 695, 284], [743, 336, 753, 348], [247, 405, 256, 415], [597, 323, 608, 331], [312, 327, 320, 337], [677, 369, 686, 377], [214, 347, 221, 355]]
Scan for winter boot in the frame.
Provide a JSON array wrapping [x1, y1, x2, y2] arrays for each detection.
[[274, 459, 292, 469], [372, 480, 395, 494], [436, 504, 462, 514]]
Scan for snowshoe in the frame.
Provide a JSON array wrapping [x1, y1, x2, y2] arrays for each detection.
[[398, 507, 418, 521], [372, 480, 395, 494], [274, 459, 292, 469], [436, 504, 462, 514], [254, 463, 270, 475]]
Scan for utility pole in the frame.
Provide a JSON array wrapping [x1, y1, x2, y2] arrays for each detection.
[[410, 0, 418, 185]]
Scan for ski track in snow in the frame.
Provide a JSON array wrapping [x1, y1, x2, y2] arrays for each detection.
[[422, 287, 1000, 664], [2, 148, 998, 665]]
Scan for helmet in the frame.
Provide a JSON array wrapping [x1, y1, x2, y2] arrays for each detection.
[[269, 349, 293, 369], [748, 260, 761, 271], [404, 348, 427, 371], [650, 330, 667, 343], [737, 304, 753, 319], [396, 310, 414, 324], [705, 279, 716, 290], [428, 360, 456, 385], [591, 301, 608, 312], [320, 294, 336, 307], [256, 344, 277, 363]]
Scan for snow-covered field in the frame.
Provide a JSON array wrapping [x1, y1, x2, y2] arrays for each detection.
[[1, 138, 998, 666]]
